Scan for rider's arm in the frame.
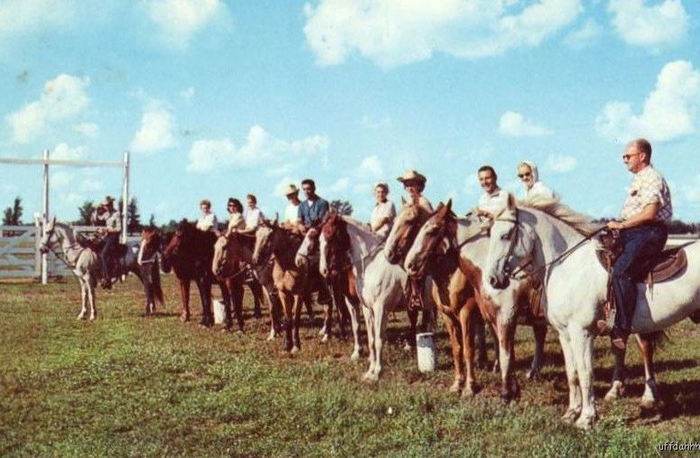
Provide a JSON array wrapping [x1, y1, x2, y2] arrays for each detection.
[[610, 203, 660, 230]]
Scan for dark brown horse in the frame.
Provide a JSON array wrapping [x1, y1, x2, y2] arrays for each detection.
[[162, 220, 226, 327], [137, 227, 165, 316]]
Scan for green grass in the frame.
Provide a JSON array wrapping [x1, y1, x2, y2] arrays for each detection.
[[1, 275, 699, 457]]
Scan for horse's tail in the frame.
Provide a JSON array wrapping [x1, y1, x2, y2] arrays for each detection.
[[154, 265, 165, 306]]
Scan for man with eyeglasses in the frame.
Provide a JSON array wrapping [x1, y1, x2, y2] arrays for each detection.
[[599, 138, 672, 350]]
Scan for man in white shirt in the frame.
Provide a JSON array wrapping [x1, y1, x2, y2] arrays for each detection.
[[196, 199, 218, 233], [370, 182, 396, 240], [476, 165, 509, 219], [282, 184, 302, 230], [244, 194, 265, 230]]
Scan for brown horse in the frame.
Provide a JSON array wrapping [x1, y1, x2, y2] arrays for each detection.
[[404, 202, 545, 401], [297, 213, 363, 360], [161, 220, 226, 327], [137, 227, 165, 316], [252, 221, 309, 353], [212, 233, 248, 331]]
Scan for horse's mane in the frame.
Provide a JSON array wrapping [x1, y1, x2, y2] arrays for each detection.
[[518, 196, 601, 236], [340, 215, 383, 242]]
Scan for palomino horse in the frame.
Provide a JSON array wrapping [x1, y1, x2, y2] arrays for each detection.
[[296, 214, 363, 361], [137, 227, 165, 316], [252, 221, 309, 353], [318, 205, 436, 381], [295, 221, 361, 352], [212, 233, 247, 331], [161, 220, 224, 327], [484, 195, 700, 429], [404, 201, 546, 400]]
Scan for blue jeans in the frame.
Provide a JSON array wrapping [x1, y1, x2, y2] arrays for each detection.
[[100, 233, 119, 276], [612, 223, 668, 333]]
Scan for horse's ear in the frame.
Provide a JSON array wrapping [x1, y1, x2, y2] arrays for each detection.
[[445, 199, 452, 212], [507, 192, 517, 211], [50, 215, 56, 226]]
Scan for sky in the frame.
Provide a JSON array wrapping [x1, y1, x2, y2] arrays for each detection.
[[1, 0, 699, 225]]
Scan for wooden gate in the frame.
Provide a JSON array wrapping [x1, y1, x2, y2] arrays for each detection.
[[0, 225, 41, 279]]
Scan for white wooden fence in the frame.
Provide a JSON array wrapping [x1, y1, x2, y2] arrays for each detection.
[[0, 224, 140, 280]]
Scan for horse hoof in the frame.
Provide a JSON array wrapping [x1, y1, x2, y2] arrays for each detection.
[[561, 409, 580, 424], [461, 386, 475, 398], [350, 351, 361, 362], [449, 381, 462, 393], [290, 346, 300, 354], [575, 416, 594, 430], [526, 369, 540, 380], [640, 399, 657, 411], [180, 314, 189, 322], [321, 334, 329, 343], [403, 342, 412, 351], [76, 314, 86, 320]]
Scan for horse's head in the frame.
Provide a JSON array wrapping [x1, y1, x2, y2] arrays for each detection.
[[39, 216, 58, 254], [295, 227, 319, 268], [384, 199, 430, 265], [212, 235, 229, 277], [252, 220, 276, 266], [161, 220, 190, 272], [139, 227, 161, 263], [404, 200, 456, 277], [319, 211, 350, 278], [485, 194, 535, 290]]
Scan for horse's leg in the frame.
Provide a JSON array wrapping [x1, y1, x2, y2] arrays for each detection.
[[234, 281, 245, 331], [443, 308, 464, 393], [250, 279, 264, 319], [77, 277, 88, 320], [222, 280, 233, 330], [346, 297, 362, 361], [367, 299, 389, 381], [470, 309, 488, 369], [305, 292, 315, 324], [264, 287, 279, 340], [604, 342, 627, 401], [335, 282, 350, 340], [179, 280, 191, 322], [281, 292, 294, 352], [637, 333, 660, 410], [362, 305, 377, 381], [196, 277, 212, 328], [570, 324, 596, 430], [527, 321, 548, 380], [320, 284, 334, 343], [292, 294, 302, 353], [404, 308, 418, 351], [495, 314, 518, 403], [558, 330, 582, 423], [87, 275, 97, 321]]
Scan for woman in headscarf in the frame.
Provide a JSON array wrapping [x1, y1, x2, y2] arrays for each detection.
[[517, 160, 558, 202]]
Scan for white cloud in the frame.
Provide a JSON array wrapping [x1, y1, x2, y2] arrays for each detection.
[[609, 0, 688, 49], [130, 101, 177, 154], [361, 115, 392, 129], [61, 192, 85, 207], [596, 60, 700, 143], [499, 111, 553, 137], [544, 153, 578, 173], [51, 171, 73, 189], [304, 0, 582, 68], [0, 0, 76, 49], [79, 178, 103, 192], [564, 18, 602, 48], [6, 74, 90, 143], [145, 0, 224, 47], [53, 143, 87, 161], [329, 177, 350, 194], [73, 122, 99, 138], [187, 125, 330, 173], [359, 155, 383, 177], [180, 87, 195, 100], [273, 176, 303, 197]]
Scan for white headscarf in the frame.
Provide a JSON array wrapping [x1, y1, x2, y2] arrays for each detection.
[[518, 160, 539, 183]]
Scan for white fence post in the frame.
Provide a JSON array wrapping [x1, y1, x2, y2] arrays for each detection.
[[41, 149, 49, 285]]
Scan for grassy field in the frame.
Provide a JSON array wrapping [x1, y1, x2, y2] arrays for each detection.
[[1, 274, 699, 457]]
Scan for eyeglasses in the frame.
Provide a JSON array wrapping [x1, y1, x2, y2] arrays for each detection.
[[517, 173, 531, 179], [622, 153, 639, 161]]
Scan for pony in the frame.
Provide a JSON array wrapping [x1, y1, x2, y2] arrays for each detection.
[[38, 217, 148, 320], [295, 220, 362, 353], [318, 202, 436, 381], [404, 201, 546, 400], [136, 227, 165, 315], [484, 195, 700, 429], [161, 220, 222, 327], [296, 214, 364, 361], [252, 221, 310, 353]]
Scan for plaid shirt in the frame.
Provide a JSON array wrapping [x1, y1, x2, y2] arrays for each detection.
[[620, 165, 672, 222]]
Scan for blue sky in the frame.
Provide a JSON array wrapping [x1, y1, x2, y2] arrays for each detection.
[[1, 0, 699, 225]]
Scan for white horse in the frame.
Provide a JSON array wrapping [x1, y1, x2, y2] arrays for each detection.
[[39, 217, 101, 320], [318, 206, 436, 381], [484, 195, 700, 429], [296, 224, 364, 361]]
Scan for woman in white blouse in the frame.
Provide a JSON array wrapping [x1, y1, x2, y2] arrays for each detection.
[[517, 160, 558, 202]]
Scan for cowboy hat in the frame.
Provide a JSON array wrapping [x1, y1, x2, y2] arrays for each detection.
[[397, 170, 426, 184], [102, 196, 115, 205], [282, 184, 299, 196]]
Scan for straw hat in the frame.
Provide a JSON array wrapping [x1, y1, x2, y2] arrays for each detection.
[[396, 170, 426, 184], [282, 184, 299, 196]]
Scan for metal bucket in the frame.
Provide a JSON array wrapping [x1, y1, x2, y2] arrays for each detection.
[[416, 332, 436, 373]]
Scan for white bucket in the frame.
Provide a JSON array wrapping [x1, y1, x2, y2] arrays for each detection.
[[213, 299, 226, 324], [416, 332, 436, 373]]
